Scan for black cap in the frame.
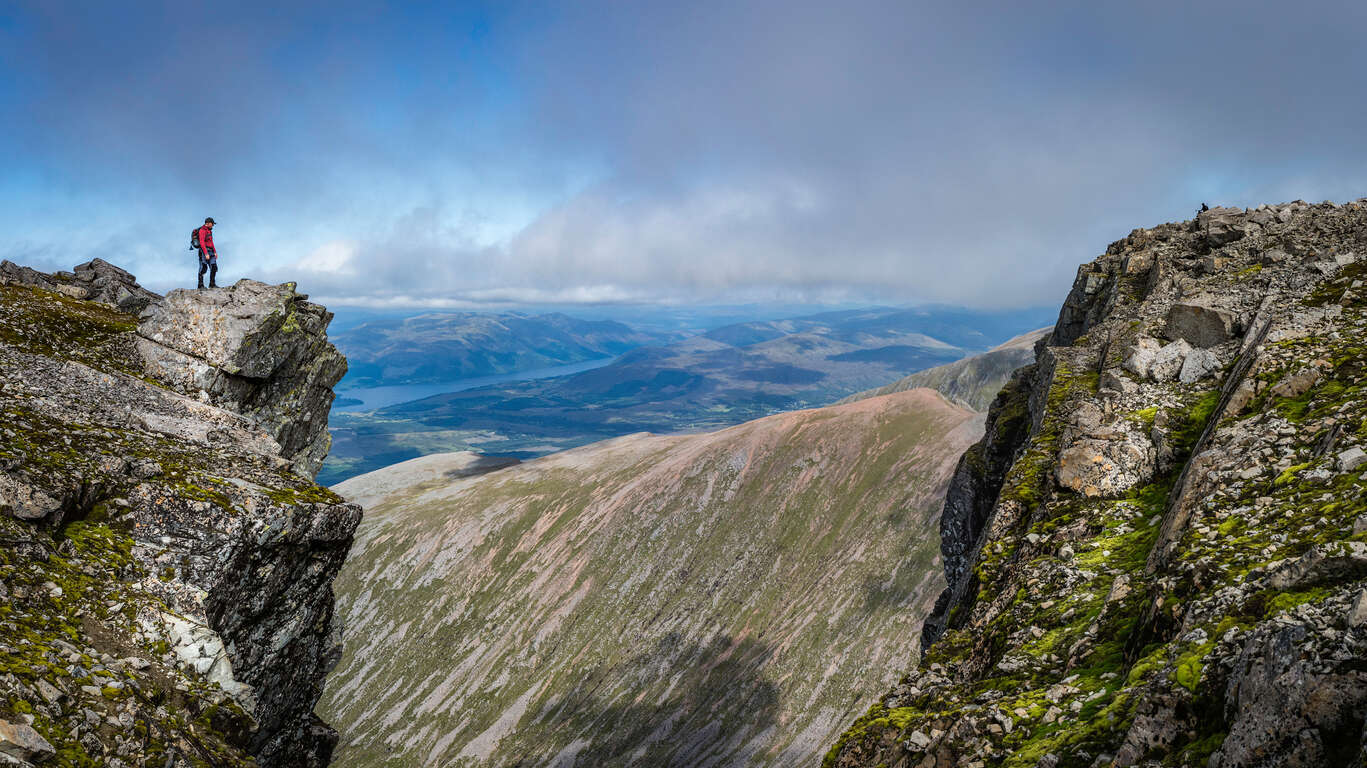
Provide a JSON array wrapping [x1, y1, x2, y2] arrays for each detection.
[[205, 217, 216, 224]]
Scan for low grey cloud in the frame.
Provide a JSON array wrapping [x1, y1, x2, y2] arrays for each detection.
[[3, 1, 1366, 308]]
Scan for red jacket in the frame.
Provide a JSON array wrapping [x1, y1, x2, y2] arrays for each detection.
[[198, 225, 216, 257]]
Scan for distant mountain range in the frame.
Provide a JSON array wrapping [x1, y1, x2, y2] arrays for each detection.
[[838, 326, 1051, 411], [321, 388, 983, 767], [320, 305, 1054, 484], [332, 311, 685, 386]]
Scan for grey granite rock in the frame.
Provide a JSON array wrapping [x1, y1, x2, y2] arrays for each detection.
[[1199, 205, 1251, 246], [1165, 295, 1243, 347], [0, 719, 54, 763], [138, 280, 347, 478], [1179, 346, 1221, 383]]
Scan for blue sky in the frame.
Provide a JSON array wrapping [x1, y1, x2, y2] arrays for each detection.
[[2, 1, 1365, 308]]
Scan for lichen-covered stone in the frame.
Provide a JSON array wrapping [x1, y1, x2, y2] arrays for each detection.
[[1055, 431, 1155, 497]]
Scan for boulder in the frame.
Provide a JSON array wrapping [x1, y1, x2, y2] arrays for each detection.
[[1100, 370, 1139, 396], [1126, 338, 1199, 382], [1270, 367, 1322, 399], [1198, 206, 1249, 245], [0, 719, 54, 763], [1179, 347, 1221, 383], [1149, 340, 1192, 382], [1165, 296, 1242, 347], [0, 473, 63, 522], [1124, 338, 1162, 378], [1056, 430, 1156, 497], [1337, 447, 1367, 473], [1348, 591, 1367, 629]]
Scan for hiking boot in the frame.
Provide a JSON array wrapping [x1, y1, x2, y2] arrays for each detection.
[[197, 280, 205, 291], [209, 281, 218, 288]]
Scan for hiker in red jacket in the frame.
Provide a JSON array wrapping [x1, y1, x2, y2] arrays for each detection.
[[196, 217, 218, 290]]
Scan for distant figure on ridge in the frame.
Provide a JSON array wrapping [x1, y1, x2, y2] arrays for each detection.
[[192, 217, 218, 290]]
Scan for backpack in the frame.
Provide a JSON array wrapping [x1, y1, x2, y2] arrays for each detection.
[[190, 227, 201, 251]]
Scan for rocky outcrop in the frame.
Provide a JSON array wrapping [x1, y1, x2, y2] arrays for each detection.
[[138, 281, 347, 478], [0, 262, 358, 767], [321, 389, 983, 768], [0, 257, 160, 315], [828, 200, 1367, 768]]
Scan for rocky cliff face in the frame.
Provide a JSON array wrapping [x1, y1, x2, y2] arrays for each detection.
[[0, 260, 358, 767], [320, 389, 983, 767], [827, 201, 1367, 767]]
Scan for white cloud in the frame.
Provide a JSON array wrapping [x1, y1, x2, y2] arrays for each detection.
[[298, 240, 359, 275]]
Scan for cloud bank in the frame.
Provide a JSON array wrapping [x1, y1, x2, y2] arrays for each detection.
[[2, 1, 1365, 308]]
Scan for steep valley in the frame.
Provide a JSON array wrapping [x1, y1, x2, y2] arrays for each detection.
[[321, 389, 984, 767]]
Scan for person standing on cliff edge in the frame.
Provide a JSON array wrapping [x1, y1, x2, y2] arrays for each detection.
[[196, 217, 218, 290]]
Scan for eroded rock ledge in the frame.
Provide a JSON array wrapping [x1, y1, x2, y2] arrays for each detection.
[[830, 200, 1367, 767], [0, 260, 358, 767]]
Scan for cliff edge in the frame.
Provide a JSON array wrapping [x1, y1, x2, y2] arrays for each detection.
[[0, 259, 359, 767], [828, 201, 1367, 767]]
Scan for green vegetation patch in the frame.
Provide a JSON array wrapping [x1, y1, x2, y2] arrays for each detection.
[[0, 284, 142, 376], [0, 516, 255, 766]]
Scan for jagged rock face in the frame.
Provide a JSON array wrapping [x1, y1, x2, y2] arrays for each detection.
[[138, 280, 347, 478], [320, 389, 983, 768], [829, 200, 1367, 768], [0, 262, 358, 767]]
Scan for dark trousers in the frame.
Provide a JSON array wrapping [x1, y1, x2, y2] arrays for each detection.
[[198, 251, 218, 286]]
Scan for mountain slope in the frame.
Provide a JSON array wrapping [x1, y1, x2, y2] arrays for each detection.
[[828, 200, 1367, 767], [838, 327, 1052, 411], [320, 389, 984, 767]]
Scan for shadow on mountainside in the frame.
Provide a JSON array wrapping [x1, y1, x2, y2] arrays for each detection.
[[505, 632, 781, 768]]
